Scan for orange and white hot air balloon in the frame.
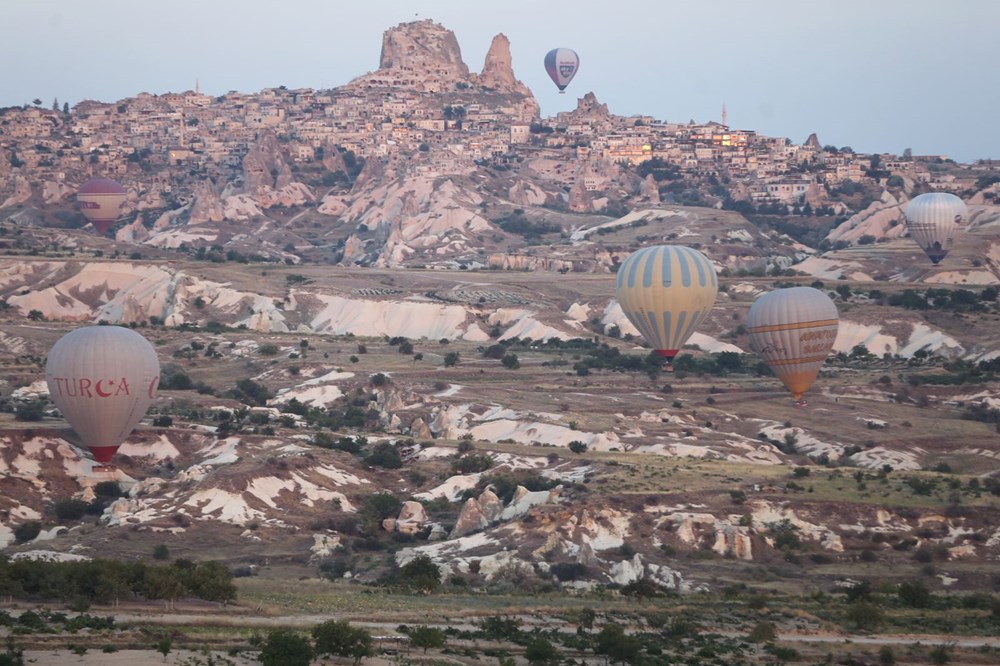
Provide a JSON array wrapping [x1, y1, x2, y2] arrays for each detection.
[[45, 326, 160, 464], [746, 287, 840, 404], [746, 287, 838, 404], [615, 245, 719, 360], [76, 178, 126, 234], [903, 192, 967, 265]]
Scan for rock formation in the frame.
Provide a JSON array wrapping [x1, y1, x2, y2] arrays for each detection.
[[478, 34, 537, 114], [241, 131, 294, 194]]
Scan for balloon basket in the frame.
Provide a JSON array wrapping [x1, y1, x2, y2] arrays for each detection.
[[92, 463, 117, 477]]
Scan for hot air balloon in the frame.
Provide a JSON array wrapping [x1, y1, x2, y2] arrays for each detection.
[[45, 326, 160, 466], [544, 48, 579, 93], [615, 245, 719, 361], [903, 192, 967, 265], [746, 287, 838, 405], [76, 178, 126, 234]]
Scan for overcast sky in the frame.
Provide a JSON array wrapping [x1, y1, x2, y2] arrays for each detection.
[[3, 0, 998, 162]]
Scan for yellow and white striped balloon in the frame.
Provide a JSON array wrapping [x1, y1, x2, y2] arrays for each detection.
[[746, 287, 838, 401], [903, 192, 966, 265], [615, 245, 718, 359]]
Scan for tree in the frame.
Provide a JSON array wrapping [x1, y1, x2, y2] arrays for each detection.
[[897, 581, 932, 608], [62, 102, 69, 115], [443, 351, 460, 367], [155, 636, 172, 661], [408, 625, 446, 653], [525, 637, 559, 665], [747, 621, 776, 643], [595, 624, 641, 665], [365, 442, 402, 469], [14, 402, 45, 422], [569, 440, 588, 454], [312, 620, 373, 665], [845, 601, 884, 632], [501, 353, 520, 369], [27, 310, 44, 321], [397, 554, 441, 592], [13, 521, 41, 545], [260, 629, 313, 666]]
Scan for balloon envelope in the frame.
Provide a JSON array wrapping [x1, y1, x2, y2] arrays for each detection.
[[903, 192, 966, 264], [746, 287, 838, 401], [615, 245, 719, 359], [45, 326, 160, 463], [544, 48, 579, 92], [77, 178, 126, 233]]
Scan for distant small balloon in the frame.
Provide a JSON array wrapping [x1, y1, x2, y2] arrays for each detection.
[[45, 326, 160, 464], [544, 48, 579, 93], [903, 192, 967, 265], [76, 178, 126, 234], [746, 287, 839, 403], [615, 245, 719, 360]]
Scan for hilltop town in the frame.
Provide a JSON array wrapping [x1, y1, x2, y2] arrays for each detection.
[[2, 19, 997, 271]]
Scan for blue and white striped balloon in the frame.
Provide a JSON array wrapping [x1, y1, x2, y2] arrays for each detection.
[[615, 245, 719, 359]]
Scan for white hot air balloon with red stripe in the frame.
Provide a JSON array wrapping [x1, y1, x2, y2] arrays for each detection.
[[746, 287, 838, 405], [77, 178, 126, 234], [45, 326, 160, 465], [903, 192, 967, 265]]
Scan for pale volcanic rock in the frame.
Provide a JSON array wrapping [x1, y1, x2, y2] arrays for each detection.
[[41, 180, 75, 205], [826, 190, 907, 244], [317, 194, 349, 217], [378, 19, 469, 80], [322, 143, 349, 176], [115, 218, 150, 245], [508, 180, 548, 206], [478, 490, 503, 523], [188, 181, 226, 224], [396, 501, 429, 534], [567, 175, 593, 213], [477, 34, 537, 112], [638, 174, 660, 203], [450, 497, 489, 538], [310, 534, 342, 561], [570, 92, 610, 119], [409, 417, 433, 440], [485, 254, 577, 272], [1, 174, 33, 209], [242, 131, 294, 194], [500, 485, 560, 521]]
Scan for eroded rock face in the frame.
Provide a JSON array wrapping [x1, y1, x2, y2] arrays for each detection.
[[378, 19, 469, 79], [450, 496, 488, 538], [188, 181, 225, 224], [478, 33, 536, 110], [242, 132, 294, 194]]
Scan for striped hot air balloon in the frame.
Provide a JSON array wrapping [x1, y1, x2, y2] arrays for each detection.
[[544, 48, 579, 93], [45, 326, 160, 464], [746, 287, 838, 404], [615, 245, 719, 360], [77, 178, 126, 234], [903, 192, 967, 265]]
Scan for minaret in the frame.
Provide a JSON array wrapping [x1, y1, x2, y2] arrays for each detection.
[[196, 78, 200, 94], [721, 102, 727, 128]]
